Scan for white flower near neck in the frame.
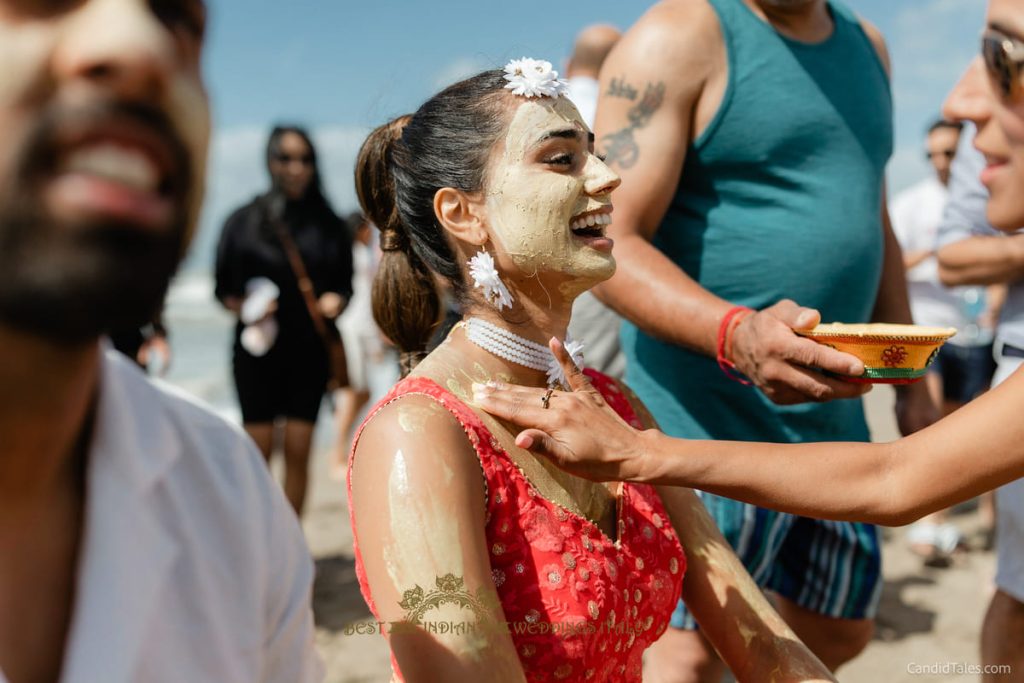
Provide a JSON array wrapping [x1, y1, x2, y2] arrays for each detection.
[[468, 250, 514, 311], [502, 57, 570, 99], [547, 337, 586, 389]]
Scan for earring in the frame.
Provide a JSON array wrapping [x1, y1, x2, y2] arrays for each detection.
[[468, 249, 513, 311]]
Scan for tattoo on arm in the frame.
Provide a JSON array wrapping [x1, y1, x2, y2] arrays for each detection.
[[606, 77, 638, 101], [599, 80, 666, 170]]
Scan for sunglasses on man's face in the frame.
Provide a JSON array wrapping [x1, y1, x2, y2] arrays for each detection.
[[925, 149, 956, 161], [982, 28, 1024, 100]]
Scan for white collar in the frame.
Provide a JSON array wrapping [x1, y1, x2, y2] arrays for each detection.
[[59, 351, 183, 683]]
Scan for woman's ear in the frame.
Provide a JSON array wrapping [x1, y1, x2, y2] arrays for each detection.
[[435, 187, 488, 246]]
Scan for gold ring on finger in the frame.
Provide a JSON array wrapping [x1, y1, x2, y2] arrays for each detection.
[[541, 387, 554, 409]]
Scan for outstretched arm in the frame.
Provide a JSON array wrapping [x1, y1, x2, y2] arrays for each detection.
[[474, 338, 1024, 527], [350, 396, 526, 683], [610, 381, 833, 682], [668, 366, 1024, 525]]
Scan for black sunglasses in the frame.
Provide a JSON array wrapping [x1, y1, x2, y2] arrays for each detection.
[[982, 28, 1024, 100], [273, 152, 313, 166], [925, 149, 956, 161]]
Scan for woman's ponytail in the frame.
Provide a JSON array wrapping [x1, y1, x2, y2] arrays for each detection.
[[355, 116, 440, 375]]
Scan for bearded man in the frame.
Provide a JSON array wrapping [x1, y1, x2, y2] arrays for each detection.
[[0, 2, 321, 681]]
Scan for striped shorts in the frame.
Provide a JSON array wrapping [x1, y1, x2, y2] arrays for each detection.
[[671, 492, 882, 629]]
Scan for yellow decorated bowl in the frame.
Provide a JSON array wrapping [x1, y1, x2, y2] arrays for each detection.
[[794, 323, 957, 384]]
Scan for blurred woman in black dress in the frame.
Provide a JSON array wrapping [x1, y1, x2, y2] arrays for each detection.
[[215, 125, 353, 515]]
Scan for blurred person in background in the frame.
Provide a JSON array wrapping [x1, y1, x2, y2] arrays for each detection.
[[110, 310, 172, 376], [565, 23, 627, 378], [329, 211, 397, 478], [0, 0, 321, 680], [564, 24, 621, 130], [890, 119, 1002, 566], [215, 125, 353, 515]]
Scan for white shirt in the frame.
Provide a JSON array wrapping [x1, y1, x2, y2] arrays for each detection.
[[0, 350, 323, 683], [890, 176, 983, 343], [567, 76, 600, 129]]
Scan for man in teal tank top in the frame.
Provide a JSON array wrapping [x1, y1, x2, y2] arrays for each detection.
[[593, 0, 938, 680]]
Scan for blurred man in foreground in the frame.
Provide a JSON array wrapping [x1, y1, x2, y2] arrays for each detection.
[[0, 1, 321, 681]]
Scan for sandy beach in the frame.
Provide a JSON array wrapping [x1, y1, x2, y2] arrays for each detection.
[[303, 385, 997, 682]]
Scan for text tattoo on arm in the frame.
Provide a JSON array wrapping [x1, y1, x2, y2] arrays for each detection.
[[599, 79, 666, 170]]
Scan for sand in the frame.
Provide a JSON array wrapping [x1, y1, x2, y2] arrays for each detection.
[[303, 385, 998, 682]]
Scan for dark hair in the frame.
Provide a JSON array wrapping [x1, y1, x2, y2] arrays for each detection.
[[266, 125, 331, 209], [927, 119, 964, 136], [355, 70, 513, 374]]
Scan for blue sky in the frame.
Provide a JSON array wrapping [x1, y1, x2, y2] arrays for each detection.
[[184, 0, 989, 271]]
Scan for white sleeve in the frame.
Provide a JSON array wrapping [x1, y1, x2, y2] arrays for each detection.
[[889, 189, 919, 252], [260, 472, 324, 682]]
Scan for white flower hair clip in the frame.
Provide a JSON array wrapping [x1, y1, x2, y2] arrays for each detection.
[[468, 250, 514, 311], [547, 336, 585, 389], [502, 57, 570, 99]]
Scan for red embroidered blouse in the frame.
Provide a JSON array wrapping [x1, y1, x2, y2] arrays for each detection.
[[348, 370, 686, 682]]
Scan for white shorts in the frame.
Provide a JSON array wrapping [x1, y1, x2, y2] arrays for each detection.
[[992, 343, 1024, 602]]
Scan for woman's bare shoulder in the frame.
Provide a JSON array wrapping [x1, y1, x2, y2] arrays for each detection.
[[351, 391, 489, 504]]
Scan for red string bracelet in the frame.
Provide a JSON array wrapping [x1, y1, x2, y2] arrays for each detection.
[[716, 305, 754, 385]]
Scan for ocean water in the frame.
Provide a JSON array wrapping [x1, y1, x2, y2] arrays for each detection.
[[162, 271, 241, 422], [160, 271, 400, 451]]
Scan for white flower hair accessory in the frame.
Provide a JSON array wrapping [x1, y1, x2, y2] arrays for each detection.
[[547, 337, 585, 389], [502, 57, 570, 99], [468, 249, 514, 311]]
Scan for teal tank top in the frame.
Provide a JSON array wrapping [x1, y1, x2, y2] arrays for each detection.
[[622, 0, 892, 443]]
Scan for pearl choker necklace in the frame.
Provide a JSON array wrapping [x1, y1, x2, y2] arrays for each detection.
[[464, 317, 585, 388]]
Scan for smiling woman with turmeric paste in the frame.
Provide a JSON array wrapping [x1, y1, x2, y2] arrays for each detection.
[[346, 60, 834, 683]]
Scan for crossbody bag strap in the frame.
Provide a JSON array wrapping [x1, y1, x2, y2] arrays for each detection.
[[272, 219, 333, 342]]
